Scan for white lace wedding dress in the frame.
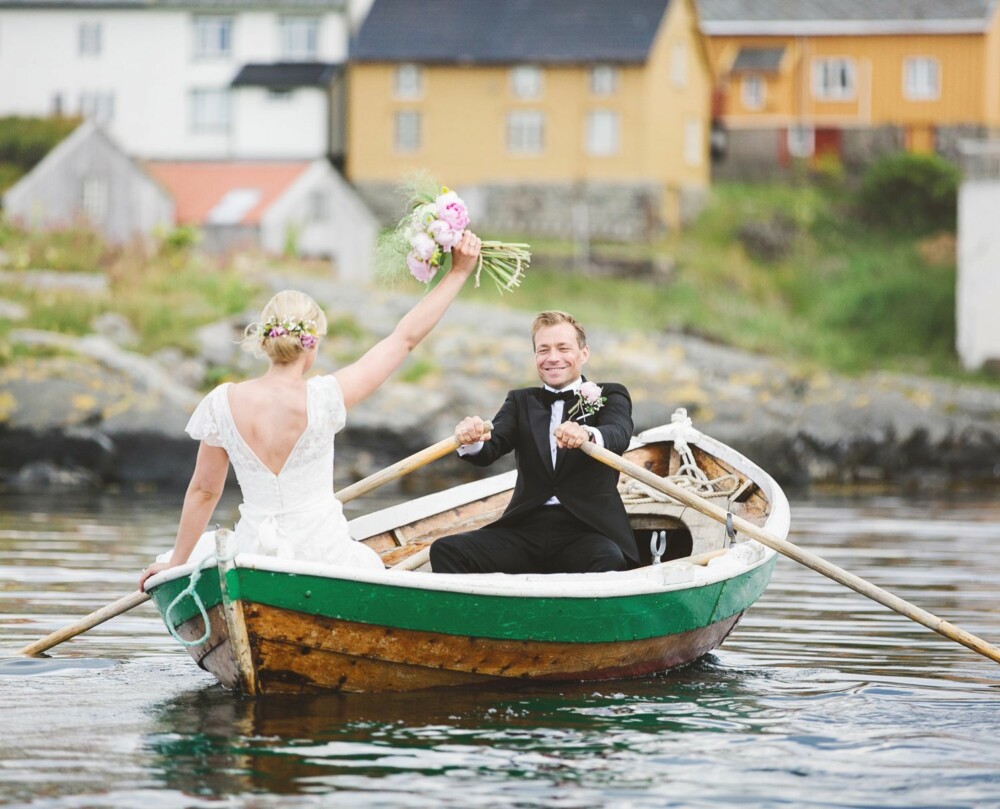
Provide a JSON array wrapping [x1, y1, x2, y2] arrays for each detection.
[[178, 375, 385, 571]]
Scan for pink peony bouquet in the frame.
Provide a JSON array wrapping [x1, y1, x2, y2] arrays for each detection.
[[375, 175, 530, 294]]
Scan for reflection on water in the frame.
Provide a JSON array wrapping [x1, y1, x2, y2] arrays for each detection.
[[1, 489, 999, 807]]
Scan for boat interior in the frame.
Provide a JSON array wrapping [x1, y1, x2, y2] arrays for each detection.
[[364, 440, 772, 571]]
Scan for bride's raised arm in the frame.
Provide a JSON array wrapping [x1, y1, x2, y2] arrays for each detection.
[[334, 231, 480, 409]]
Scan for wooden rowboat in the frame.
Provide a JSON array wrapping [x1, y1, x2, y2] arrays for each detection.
[[146, 409, 788, 694]]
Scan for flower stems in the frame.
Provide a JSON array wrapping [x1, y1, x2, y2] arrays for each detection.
[[475, 242, 532, 294]]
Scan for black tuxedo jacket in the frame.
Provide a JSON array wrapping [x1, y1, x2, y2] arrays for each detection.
[[460, 381, 638, 562]]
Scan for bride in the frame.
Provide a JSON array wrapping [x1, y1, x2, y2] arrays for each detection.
[[139, 231, 481, 588]]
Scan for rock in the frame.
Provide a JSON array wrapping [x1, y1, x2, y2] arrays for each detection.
[[91, 312, 138, 348], [154, 348, 208, 390], [0, 298, 28, 321], [0, 269, 108, 294], [8, 460, 100, 491], [738, 214, 797, 262]]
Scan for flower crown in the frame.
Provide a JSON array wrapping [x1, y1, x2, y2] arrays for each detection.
[[261, 317, 318, 350]]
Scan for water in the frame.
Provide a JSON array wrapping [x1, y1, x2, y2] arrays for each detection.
[[1, 489, 999, 808]]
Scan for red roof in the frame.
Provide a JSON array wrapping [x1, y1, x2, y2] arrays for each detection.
[[145, 161, 311, 225]]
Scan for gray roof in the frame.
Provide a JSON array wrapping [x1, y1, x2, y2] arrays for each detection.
[[698, 0, 999, 34], [232, 62, 341, 88], [0, 1, 344, 8], [352, 0, 673, 64], [730, 47, 784, 72]]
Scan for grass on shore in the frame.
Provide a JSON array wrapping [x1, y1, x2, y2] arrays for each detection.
[[0, 180, 990, 385], [0, 223, 262, 362], [486, 181, 971, 381]]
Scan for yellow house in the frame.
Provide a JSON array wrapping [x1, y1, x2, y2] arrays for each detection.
[[697, 0, 1000, 175], [348, 0, 713, 236]]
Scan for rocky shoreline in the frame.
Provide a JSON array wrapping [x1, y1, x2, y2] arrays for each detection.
[[2, 275, 999, 492]]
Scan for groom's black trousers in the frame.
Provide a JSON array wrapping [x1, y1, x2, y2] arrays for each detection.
[[429, 504, 628, 574]]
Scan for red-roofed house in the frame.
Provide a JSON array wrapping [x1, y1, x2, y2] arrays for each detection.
[[146, 158, 378, 278]]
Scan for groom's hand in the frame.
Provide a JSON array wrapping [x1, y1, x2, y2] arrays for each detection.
[[554, 421, 592, 449], [455, 415, 491, 445]]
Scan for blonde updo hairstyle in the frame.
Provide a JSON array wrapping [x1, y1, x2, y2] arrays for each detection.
[[242, 290, 328, 364]]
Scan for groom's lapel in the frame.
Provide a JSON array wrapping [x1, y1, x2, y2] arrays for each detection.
[[527, 389, 554, 472]]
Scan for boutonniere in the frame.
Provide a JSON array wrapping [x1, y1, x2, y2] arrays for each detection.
[[566, 381, 606, 421]]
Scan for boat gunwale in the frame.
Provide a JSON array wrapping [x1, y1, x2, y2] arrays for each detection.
[[145, 424, 788, 602]]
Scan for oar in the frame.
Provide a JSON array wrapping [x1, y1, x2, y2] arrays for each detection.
[[578, 441, 1000, 666], [16, 423, 491, 657]]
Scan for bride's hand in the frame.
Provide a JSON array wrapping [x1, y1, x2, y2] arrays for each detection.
[[450, 230, 482, 276], [139, 561, 172, 590]]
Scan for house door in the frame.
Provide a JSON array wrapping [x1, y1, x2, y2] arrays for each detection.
[[814, 128, 842, 162]]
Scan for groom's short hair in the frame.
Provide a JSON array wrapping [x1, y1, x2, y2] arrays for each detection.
[[531, 311, 587, 349]]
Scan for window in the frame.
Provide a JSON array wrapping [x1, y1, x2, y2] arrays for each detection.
[[79, 22, 101, 57], [193, 16, 232, 59], [79, 91, 114, 123], [741, 74, 765, 110], [395, 63, 422, 98], [684, 118, 703, 166], [280, 16, 319, 60], [787, 125, 815, 158], [670, 42, 688, 88], [585, 110, 619, 156], [904, 57, 940, 101], [394, 110, 420, 152], [813, 58, 856, 101], [81, 176, 108, 223], [506, 110, 545, 154], [510, 65, 542, 99], [190, 88, 231, 133], [309, 190, 328, 222], [268, 88, 293, 101], [590, 65, 617, 95]]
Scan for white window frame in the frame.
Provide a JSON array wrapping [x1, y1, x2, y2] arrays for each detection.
[[787, 124, 815, 158], [741, 74, 766, 111], [904, 57, 940, 101], [585, 109, 620, 156], [506, 110, 545, 154], [684, 118, 703, 166], [395, 63, 423, 99], [510, 65, 543, 99], [670, 41, 688, 89], [81, 175, 109, 224], [590, 64, 617, 95], [79, 22, 101, 57], [79, 91, 115, 123], [280, 16, 319, 61], [190, 88, 231, 134], [192, 15, 232, 60], [812, 57, 856, 101], [394, 110, 421, 153]]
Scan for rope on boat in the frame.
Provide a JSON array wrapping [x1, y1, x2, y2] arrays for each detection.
[[619, 408, 740, 503], [163, 535, 238, 648]]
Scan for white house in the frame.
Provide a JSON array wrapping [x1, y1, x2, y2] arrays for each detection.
[[957, 140, 1000, 370], [0, 0, 359, 160], [145, 159, 378, 279], [3, 120, 173, 244]]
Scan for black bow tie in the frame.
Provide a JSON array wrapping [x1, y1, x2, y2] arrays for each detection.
[[539, 388, 577, 407]]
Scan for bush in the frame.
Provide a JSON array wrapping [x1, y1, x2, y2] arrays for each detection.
[[856, 152, 959, 235], [0, 116, 79, 167]]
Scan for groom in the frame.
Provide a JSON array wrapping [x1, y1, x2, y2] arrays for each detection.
[[430, 310, 638, 574]]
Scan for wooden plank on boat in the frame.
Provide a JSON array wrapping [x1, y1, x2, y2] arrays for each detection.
[[242, 603, 746, 693]]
